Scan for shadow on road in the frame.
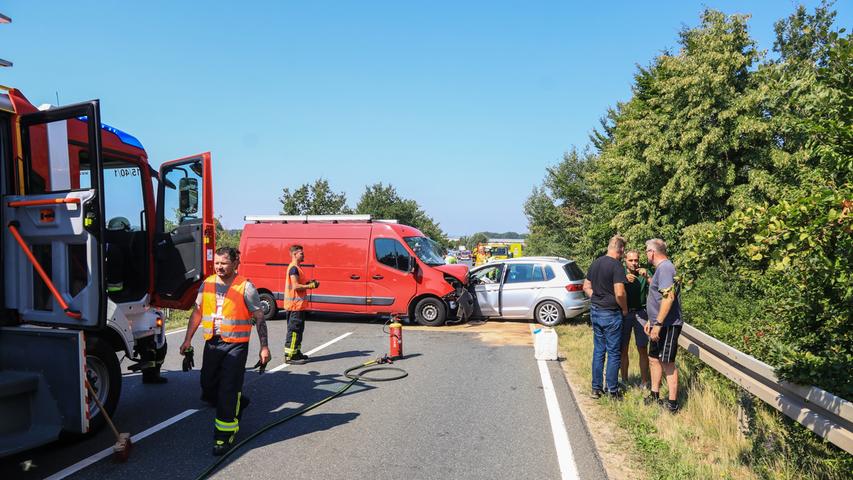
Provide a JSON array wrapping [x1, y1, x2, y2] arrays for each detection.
[[2, 368, 379, 480]]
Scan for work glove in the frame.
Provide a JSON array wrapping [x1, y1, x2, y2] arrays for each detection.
[[310, 280, 320, 289], [182, 346, 195, 372]]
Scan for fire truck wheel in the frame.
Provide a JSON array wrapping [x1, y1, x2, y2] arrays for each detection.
[[414, 297, 446, 326], [85, 336, 122, 433], [258, 292, 279, 321]]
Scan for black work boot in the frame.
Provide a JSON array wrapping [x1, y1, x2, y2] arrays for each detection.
[[212, 433, 235, 456], [142, 368, 168, 384], [286, 352, 309, 365]]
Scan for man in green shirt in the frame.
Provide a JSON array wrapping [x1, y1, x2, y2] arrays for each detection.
[[620, 250, 651, 388]]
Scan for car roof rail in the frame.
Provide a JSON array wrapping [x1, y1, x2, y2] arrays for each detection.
[[507, 256, 569, 262], [244, 214, 399, 224]]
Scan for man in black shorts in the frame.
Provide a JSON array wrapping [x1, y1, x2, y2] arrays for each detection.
[[643, 239, 682, 413]]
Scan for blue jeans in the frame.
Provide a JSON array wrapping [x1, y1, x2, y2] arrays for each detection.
[[591, 305, 623, 393]]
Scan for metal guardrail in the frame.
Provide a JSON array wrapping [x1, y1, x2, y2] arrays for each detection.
[[678, 323, 853, 455]]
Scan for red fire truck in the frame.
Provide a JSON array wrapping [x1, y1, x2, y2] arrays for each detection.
[[0, 86, 215, 457]]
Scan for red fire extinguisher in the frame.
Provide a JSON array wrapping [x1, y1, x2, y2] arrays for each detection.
[[389, 317, 403, 359]]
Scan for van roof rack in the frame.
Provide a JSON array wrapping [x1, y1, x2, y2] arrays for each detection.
[[244, 214, 399, 224]]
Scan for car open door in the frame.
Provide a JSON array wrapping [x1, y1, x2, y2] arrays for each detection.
[[152, 153, 214, 309], [470, 263, 504, 317], [3, 101, 105, 329]]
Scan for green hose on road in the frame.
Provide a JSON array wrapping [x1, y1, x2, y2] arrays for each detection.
[[195, 358, 408, 480]]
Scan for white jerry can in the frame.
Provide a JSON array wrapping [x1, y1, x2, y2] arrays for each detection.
[[533, 327, 559, 360]]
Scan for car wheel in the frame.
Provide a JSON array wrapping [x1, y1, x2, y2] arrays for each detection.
[[414, 297, 447, 326], [535, 300, 565, 326], [85, 336, 122, 433], [258, 292, 278, 321]]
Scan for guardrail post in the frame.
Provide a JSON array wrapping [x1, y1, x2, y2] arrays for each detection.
[[737, 388, 754, 439]]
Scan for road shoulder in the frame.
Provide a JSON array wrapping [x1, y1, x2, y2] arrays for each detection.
[[557, 347, 646, 480]]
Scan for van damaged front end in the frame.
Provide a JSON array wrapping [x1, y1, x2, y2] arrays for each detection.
[[437, 266, 474, 322]]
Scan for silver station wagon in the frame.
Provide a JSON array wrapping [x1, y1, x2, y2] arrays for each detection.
[[468, 257, 589, 326]]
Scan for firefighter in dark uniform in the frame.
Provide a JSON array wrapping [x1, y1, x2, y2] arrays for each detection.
[[180, 247, 271, 455], [283, 244, 318, 364]]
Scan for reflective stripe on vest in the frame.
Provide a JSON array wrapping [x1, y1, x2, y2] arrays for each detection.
[[201, 275, 252, 343], [283, 262, 306, 311]]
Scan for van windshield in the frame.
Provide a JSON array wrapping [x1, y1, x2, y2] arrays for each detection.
[[404, 237, 445, 266]]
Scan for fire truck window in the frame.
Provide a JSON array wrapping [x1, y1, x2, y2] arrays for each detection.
[[32, 244, 52, 311], [100, 160, 145, 232], [162, 163, 204, 233], [25, 120, 97, 193]]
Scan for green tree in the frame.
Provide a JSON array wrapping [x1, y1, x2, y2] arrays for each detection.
[[465, 232, 489, 251], [214, 217, 241, 249], [355, 183, 448, 245], [279, 178, 351, 215], [522, 3, 852, 474], [524, 149, 601, 261]]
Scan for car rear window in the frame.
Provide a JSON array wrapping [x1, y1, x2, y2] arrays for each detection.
[[506, 263, 545, 283], [563, 262, 584, 281]]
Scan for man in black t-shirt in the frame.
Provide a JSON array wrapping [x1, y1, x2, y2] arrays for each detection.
[[583, 235, 628, 398]]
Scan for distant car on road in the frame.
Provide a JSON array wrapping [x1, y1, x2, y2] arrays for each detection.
[[457, 250, 472, 261], [468, 257, 589, 326]]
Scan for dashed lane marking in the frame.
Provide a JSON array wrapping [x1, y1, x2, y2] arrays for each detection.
[[45, 331, 354, 479], [44, 409, 199, 480]]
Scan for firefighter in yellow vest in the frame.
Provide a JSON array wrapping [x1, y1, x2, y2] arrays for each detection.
[[284, 244, 319, 364], [180, 247, 271, 456]]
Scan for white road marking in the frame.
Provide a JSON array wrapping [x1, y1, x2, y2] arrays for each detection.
[[538, 359, 580, 480], [267, 332, 353, 373], [44, 409, 199, 480], [166, 328, 187, 336], [270, 401, 302, 413], [46, 330, 353, 478]]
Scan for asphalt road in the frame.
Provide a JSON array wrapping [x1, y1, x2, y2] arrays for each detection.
[[1, 317, 605, 480]]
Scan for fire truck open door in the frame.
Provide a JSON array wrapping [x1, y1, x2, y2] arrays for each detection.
[[3, 101, 105, 329], [153, 152, 214, 309]]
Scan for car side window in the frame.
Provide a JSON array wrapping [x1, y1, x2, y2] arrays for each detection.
[[473, 264, 504, 284], [374, 238, 411, 272], [544, 265, 555, 281], [532, 264, 546, 282], [506, 263, 539, 284]]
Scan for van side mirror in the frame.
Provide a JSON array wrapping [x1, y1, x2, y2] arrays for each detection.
[[408, 258, 419, 274], [179, 177, 199, 216]]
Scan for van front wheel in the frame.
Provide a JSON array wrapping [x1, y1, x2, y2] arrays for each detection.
[[258, 292, 278, 321], [414, 298, 446, 326]]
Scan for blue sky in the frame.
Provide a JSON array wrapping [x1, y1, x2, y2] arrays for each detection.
[[2, 1, 849, 236]]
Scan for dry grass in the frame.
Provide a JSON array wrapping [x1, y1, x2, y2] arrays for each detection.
[[163, 308, 191, 332], [557, 319, 758, 480]]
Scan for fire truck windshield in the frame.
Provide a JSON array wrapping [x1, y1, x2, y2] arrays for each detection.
[[79, 159, 145, 231]]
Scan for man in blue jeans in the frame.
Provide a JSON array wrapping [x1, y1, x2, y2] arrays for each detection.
[[583, 235, 628, 399]]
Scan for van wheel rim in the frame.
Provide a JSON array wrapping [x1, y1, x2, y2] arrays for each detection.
[[86, 357, 109, 418], [261, 299, 272, 315], [539, 304, 559, 324], [422, 304, 438, 321]]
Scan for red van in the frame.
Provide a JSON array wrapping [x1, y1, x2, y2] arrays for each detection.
[[238, 215, 472, 326]]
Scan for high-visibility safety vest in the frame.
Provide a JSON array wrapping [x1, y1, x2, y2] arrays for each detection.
[[283, 261, 307, 311], [201, 275, 252, 343]]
